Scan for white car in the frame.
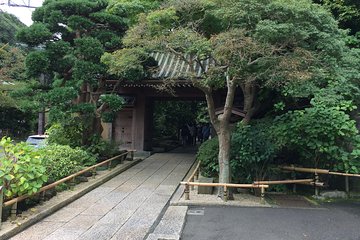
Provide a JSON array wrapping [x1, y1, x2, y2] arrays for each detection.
[[26, 135, 48, 148]]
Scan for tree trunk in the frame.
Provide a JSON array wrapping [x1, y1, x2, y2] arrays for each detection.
[[217, 120, 232, 198], [93, 116, 104, 137], [37, 110, 45, 135], [241, 82, 258, 125]]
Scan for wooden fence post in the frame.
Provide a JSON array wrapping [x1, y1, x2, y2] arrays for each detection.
[[260, 187, 265, 204], [10, 202, 17, 221], [191, 176, 195, 190], [185, 184, 190, 200], [0, 186, 3, 229], [345, 176, 350, 197], [69, 177, 76, 190], [108, 160, 112, 170], [314, 173, 320, 196], [223, 185, 228, 202], [92, 168, 97, 179], [292, 171, 297, 193]]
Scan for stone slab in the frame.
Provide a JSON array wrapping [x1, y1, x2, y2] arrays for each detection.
[[197, 177, 214, 194]]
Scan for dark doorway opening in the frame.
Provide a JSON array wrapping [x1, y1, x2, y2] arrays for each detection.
[[149, 99, 207, 152]]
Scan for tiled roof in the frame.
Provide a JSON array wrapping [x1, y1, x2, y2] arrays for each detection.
[[150, 52, 213, 79], [106, 52, 213, 88]]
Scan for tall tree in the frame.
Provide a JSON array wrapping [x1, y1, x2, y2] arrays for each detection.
[[16, 0, 128, 143], [0, 10, 25, 44], [314, 0, 360, 35], [103, 0, 351, 197]]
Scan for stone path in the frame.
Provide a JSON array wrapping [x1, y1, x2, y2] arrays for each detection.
[[10, 152, 195, 240]]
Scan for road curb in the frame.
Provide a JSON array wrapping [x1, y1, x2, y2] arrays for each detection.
[[0, 159, 142, 240]]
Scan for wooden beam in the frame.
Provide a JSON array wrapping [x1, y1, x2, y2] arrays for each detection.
[[281, 166, 329, 174], [214, 107, 246, 117], [253, 179, 313, 185], [180, 182, 269, 188]]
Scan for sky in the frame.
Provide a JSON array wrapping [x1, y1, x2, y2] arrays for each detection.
[[0, 0, 44, 26]]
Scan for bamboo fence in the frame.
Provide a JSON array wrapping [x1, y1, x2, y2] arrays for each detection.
[[1, 150, 135, 222], [181, 162, 269, 203]]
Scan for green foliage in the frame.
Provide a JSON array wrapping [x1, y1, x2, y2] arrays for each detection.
[[231, 122, 278, 182], [46, 122, 83, 148], [0, 107, 34, 137], [40, 144, 96, 181], [16, 23, 53, 47], [38, 87, 77, 108], [153, 101, 203, 139], [197, 138, 219, 178], [0, 44, 26, 81], [101, 112, 115, 123], [197, 121, 277, 182], [0, 11, 25, 44], [107, 0, 161, 25], [25, 51, 49, 77], [101, 48, 154, 81], [0, 137, 48, 199], [74, 37, 104, 61], [99, 94, 124, 111], [85, 134, 120, 158], [272, 99, 360, 173], [99, 94, 125, 122], [315, 0, 360, 35], [18, 0, 129, 141]]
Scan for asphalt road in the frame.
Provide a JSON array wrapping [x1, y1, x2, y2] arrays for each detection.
[[182, 201, 360, 240]]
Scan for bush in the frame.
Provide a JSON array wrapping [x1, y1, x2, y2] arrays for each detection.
[[231, 121, 278, 182], [46, 122, 83, 148], [40, 144, 96, 181], [0, 137, 48, 199], [197, 120, 277, 183], [197, 137, 219, 178], [272, 101, 360, 173], [86, 134, 120, 159]]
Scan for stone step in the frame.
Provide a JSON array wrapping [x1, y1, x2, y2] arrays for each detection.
[[146, 206, 188, 240]]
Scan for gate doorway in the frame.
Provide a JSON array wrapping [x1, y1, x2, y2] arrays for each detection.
[[150, 99, 207, 151], [114, 109, 134, 149]]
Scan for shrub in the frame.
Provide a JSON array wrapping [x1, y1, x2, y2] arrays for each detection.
[[272, 101, 360, 173], [197, 137, 219, 178], [231, 121, 278, 182], [197, 120, 277, 183], [86, 134, 120, 159], [46, 122, 82, 148], [40, 144, 96, 181], [0, 137, 48, 199]]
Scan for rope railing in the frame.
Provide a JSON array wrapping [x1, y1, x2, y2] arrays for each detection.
[[1, 150, 135, 222]]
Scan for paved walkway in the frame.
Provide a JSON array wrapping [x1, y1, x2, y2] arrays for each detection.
[[10, 151, 195, 240]]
